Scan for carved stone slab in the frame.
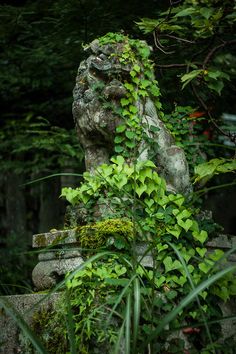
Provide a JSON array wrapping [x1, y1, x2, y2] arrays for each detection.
[[32, 229, 83, 291]]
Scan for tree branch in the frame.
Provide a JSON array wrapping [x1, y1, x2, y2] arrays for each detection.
[[203, 39, 236, 69], [190, 82, 236, 145]]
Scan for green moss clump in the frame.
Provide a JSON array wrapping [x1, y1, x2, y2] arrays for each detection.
[[20, 304, 68, 354], [77, 218, 133, 249]]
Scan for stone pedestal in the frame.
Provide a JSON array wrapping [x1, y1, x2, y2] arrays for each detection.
[[0, 293, 60, 354], [32, 229, 83, 291]]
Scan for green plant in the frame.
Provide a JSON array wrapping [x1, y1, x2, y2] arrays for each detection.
[[61, 155, 236, 352], [98, 32, 162, 158], [59, 31, 236, 352]]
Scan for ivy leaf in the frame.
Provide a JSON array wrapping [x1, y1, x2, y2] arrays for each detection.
[[114, 145, 124, 153], [172, 275, 187, 285], [125, 130, 136, 140], [140, 79, 150, 88], [114, 135, 124, 144], [155, 276, 166, 287], [124, 83, 134, 91], [130, 70, 136, 78], [133, 64, 141, 73], [199, 260, 213, 273], [194, 158, 236, 184], [150, 86, 160, 97], [120, 98, 130, 107], [193, 230, 208, 244], [129, 105, 138, 114], [144, 198, 155, 209], [166, 225, 181, 238], [111, 155, 125, 166], [196, 247, 207, 258], [177, 218, 193, 232], [115, 174, 128, 189], [116, 124, 126, 133], [136, 183, 147, 197], [125, 141, 136, 149], [163, 256, 182, 273]]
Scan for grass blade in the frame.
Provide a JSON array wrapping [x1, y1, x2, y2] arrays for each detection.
[[64, 288, 76, 354], [105, 274, 137, 328], [0, 297, 48, 354], [125, 293, 131, 354], [113, 320, 125, 354], [133, 277, 141, 352], [22, 172, 83, 186], [168, 241, 214, 349]]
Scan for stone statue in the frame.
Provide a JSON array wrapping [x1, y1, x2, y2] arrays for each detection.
[[72, 37, 192, 195]]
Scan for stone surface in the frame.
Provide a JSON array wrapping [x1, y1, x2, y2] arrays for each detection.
[[32, 229, 84, 291], [32, 256, 83, 291], [207, 233, 236, 262], [32, 229, 78, 248], [72, 38, 192, 196], [0, 293, 60, 354]]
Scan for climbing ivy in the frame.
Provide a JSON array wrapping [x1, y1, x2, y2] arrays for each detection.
[[60, 33, 236, 353], [98, 33, 162, 157]]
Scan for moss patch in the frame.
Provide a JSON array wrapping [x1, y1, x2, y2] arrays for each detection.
[[76, 218, 133, 249]]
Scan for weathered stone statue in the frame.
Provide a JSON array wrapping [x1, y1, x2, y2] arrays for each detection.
[[72, 38, 192, 195]]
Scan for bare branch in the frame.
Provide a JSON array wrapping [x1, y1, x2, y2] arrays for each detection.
[[155, 63, 190, 68], [203, 39, 236, 69], [153, 31, 175, 54], [191, 83, 236, 145], [160, 34, 195, 44]]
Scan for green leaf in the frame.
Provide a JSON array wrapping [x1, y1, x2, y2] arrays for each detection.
[[196, 247, 207, 258], [130, 70, 136, 78], [172, 275, 187, 285], [155, 276, 166, 287], [124, 83, 134, 91], [150, 86, 160, 97], [133, 64, 141, 73], [177, 218, 193, 232], [181, 69, 203, 89], [140, 79, 150, 89], [199, 7, 214, 19], [129, 105, 138, 114], [207, 80, 224, 94], [163, 256, 182, 273], [116, 124, 126, 133], [193, 230, 208, 244], [125, 130, 136, 140], [166, 225, 181, 238], [194, 158, 236, 183], [125, 141, 136, 149], [174, 7, 195, 17], [114, 145, 124, 153], [120, 98, 130, 107], [114, 135, 124, 144], [136, 183, 147, 197]]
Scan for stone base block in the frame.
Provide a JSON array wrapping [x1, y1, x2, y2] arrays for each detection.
[[0, 293, 60, 354]]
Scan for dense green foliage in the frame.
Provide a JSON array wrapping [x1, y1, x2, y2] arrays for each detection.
[[59, 32, 236, 353]]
